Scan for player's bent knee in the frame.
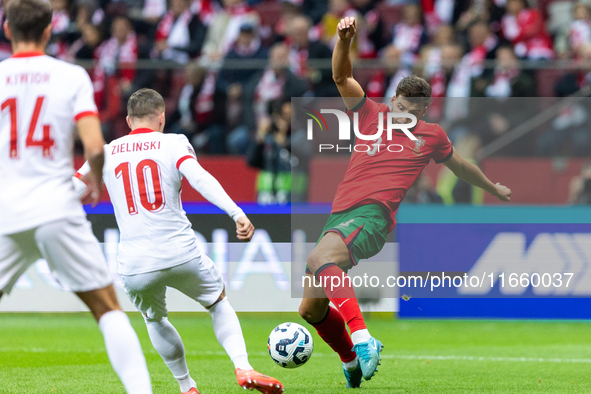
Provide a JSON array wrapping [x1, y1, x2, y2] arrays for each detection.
[[298, 301, 326, 324], [306, 249, 325, 275], [144, 314, 166, 324]]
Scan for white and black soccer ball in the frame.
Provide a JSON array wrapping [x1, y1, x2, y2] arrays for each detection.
[[268, 322, 313, 368]]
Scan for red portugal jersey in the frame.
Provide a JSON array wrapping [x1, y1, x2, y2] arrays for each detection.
[[331, 96, 453, 232]]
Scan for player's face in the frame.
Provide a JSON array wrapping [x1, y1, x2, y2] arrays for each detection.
[[390, 96, 426, 125]]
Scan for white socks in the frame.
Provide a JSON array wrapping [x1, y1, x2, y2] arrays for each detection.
[[98, 310, 152, 394], [343, 357, 359, 371], [146, 317, 196, 393], [208, 298, 252, 371], [351, 329, 372, 345]]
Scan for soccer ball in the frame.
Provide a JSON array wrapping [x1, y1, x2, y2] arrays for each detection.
[[267, 322, 314, 368]]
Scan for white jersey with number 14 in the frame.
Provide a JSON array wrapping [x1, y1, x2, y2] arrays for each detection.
[[0, 52, 98, 235]]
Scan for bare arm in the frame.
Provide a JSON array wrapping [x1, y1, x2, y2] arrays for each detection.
[[77, 116, 105, 206], [333, 17, 365, 109], [443, 149, 511, 202]]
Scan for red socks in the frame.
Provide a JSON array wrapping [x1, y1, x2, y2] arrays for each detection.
[[315, 263, 367, 333], [310, 306, 356, 363]]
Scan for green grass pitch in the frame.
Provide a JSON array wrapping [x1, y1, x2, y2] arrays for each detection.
[[1, 312, 591, 393]]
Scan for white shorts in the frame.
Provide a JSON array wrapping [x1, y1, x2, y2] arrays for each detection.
[[0, 216, 113, 294], [120, 255, 224, 322]]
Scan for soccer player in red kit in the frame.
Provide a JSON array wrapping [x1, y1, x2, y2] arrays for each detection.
[[298, 17, 512, 388]]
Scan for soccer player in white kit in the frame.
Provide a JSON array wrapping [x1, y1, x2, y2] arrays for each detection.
[[0, 0, 152, 393], [74, 89, 284, 394]]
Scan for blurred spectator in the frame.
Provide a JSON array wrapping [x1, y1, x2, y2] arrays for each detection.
[[421, 0, 455, 35], [568, 162, 591, 204], [48, 0, 72, 59], [287, 14, 338, 96], [153, 0, 207, 64], [501, 0, 553, 60], [537, 101, 590, 157], [142, 0, 167, 23], [350, 0, 387, 58], [403, 173, 443, 203], [454, 0, 496, 38], [0, 0, 11, 60], [201, 0, 259, 66], [70, 23, 103, 60], [391, 4, 427, 56], [321, 0, 385, 59], [474, 45, 536, 98], [423, 42, 463, 119], [273, 0, 301, 42], [321, 0, 357, 52], [75, 0, 105, 28], [253, 43, 307, 128], [94, 16, 138, 122], [570, 2, 591, 56], [218, 23, 268, 96], [247, 100, 292, 204], [218, 22, 269, 154], [421, 24, 455, 81], [365, 45, 410, 98], [302, 0, 328, 26], [167, 63, 224, 153], [51, 0, 71, 35], [445, 22, 494, 119]]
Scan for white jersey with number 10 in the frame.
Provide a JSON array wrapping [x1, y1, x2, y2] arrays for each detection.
[[76, 129, 244, 276]]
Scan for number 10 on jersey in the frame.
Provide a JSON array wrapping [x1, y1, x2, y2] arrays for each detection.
[[115, 159, 165, 214]]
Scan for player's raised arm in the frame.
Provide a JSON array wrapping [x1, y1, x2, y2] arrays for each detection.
[[176, 149, 255, 241], [333, 17, 365, 109], [443, 149, 512, 202], [77, 115, 105, 207]]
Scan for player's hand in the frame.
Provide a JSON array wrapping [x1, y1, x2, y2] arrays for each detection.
[[236, 216, 255, 242], [80, 172, 103, 207], [337, 17, 356, 40], [492, 182, 511, 202]]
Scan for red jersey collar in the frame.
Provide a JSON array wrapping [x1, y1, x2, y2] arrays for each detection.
[[129, 128, 158, 135], [12, 51, 45, 58]]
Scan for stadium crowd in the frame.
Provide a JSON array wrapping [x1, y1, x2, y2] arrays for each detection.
[[1, 0, 589, 152], [1, 0, 590, 204]]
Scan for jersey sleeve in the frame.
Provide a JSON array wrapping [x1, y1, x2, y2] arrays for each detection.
[[432, 125, 454, 164], [346, 95, 390, 137], [170, 134, 198, 170], [72, 161, 91, 197], [73, 67, 99, 122]]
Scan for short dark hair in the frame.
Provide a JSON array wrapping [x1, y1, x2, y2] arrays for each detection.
[[127, 89, 165, 119], [6, 0, 53, 44], [395, 75, 432, 107]]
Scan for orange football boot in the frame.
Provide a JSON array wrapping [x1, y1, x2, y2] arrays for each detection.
[[235, 368, 284, 393], [181, 388, 199, 394]]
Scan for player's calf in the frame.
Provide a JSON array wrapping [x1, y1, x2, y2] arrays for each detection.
[[77, 285, 153, 394]]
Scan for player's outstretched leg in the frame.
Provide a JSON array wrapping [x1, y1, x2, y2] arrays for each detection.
[[145, 317, 198, 393], [307, 232, 383, 381], [299, 279, 361, 388], [120, 269, 198, 393], [207, 294, 284, 394], [76, 285, 152, 394]]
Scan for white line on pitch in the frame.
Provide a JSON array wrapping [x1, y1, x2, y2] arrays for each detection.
[[3, 347, 591, 364]]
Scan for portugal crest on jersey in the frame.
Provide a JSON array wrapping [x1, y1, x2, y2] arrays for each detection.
[[410, 136, 426, 156]]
